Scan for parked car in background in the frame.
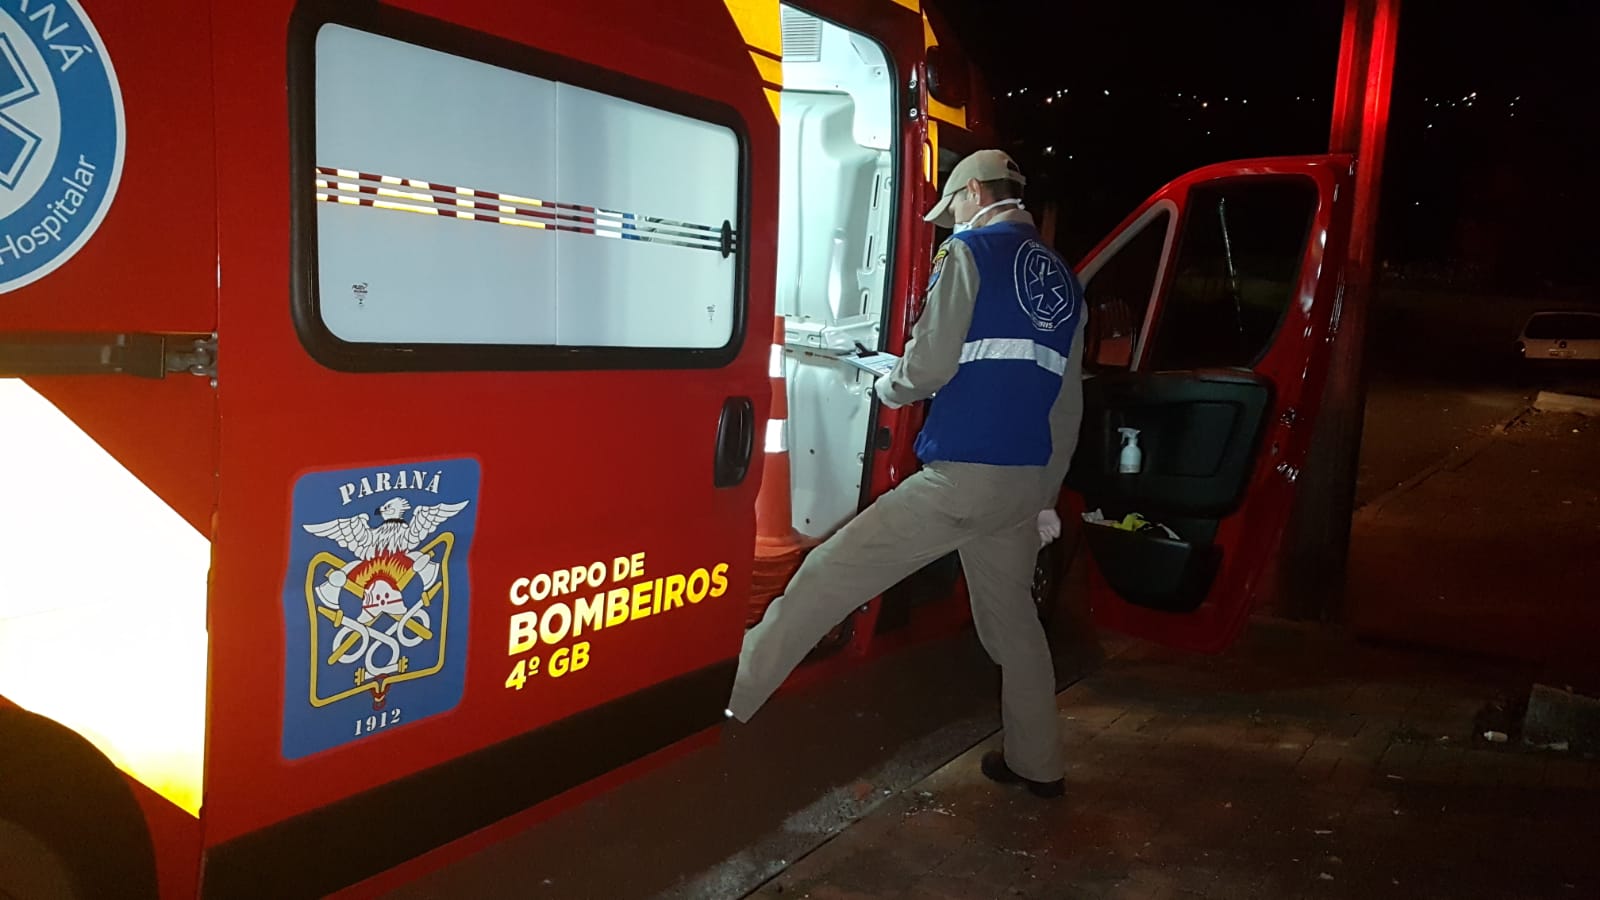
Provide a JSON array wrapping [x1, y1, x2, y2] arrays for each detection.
[[1517, 311, 1600, 365]]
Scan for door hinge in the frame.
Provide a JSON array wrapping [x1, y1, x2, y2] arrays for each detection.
[[166, 333, 217, 384], [1279, 407, 1300, 427], [1, 331, 215, 380], [1276, 462, 1300, 483]]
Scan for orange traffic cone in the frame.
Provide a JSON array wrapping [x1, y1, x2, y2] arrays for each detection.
[[749, 316, 820, 625]]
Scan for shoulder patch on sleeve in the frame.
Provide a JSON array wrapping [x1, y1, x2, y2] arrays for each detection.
[[927, 242, 951, 291]]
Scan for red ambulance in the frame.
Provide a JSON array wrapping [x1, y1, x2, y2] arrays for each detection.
[[0, 0, 1355, 896]]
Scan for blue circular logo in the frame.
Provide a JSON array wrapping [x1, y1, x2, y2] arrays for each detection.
[[1013, 240, 1076, 332], [0, 1, 123, 294]]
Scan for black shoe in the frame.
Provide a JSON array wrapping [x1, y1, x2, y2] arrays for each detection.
[[981, 751, 1065, 799]]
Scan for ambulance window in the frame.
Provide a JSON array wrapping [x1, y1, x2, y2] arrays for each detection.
[[292, 20, 746, 369], [1144, 179, 1315, 372], [1081, 209, 1170, 372]]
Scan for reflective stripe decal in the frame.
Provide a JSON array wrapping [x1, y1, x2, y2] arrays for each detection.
[[957, 338, 1068, 375], [765, 418, 788, 454]]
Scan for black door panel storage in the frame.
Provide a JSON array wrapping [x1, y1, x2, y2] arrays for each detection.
[[1066, 370, 1273, 613]]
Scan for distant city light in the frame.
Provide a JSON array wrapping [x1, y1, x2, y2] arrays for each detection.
[[1005, 84, 1529, 137]]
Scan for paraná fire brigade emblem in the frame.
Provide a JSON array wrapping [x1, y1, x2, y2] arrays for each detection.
[[281, 459, 480, 759]]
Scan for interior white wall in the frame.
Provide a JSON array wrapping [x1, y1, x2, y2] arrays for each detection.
[[775, 6, 896, 538], [779, 7, 892, 150]]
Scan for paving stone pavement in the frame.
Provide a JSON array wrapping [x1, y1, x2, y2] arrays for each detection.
[[750, 623, 1599, 900]]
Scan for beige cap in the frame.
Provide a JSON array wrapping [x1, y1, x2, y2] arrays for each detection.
[[923, 149, 1027, 228]]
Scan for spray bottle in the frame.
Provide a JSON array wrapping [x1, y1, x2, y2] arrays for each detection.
[[1118, 427, 1143, 475]]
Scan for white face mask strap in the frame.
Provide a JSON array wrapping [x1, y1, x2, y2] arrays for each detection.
[[955, 198, 1023, 232]]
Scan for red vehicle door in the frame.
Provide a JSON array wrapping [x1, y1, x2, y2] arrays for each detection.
[[1065, 156, 1354, 653], [199, 2, 773, 895], [0, 0, 218, 840]]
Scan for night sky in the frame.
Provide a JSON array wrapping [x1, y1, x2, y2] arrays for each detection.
[[934, 0, 1598, 296]]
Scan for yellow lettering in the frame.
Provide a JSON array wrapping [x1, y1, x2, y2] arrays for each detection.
[[575, 594, 605, 637], [710, 562, 730, 598], [630, 580, 654, 621], [613, 556, 632, 581], [605, 588, 630, 627], [652, 577, 665, 615], [552, 567, 571, 597], [569, 565, 590, 590], [530, 572, 552, 601], [587, 561, 607, 587], [550, 642, 592, 678], [663, 574, 687, 610], [509, 611, 538, 655], [631, 552, 646, 578], [539, 602, 573, 645], [505, 658, 529, 690], [687, 569, 711, 604], [509, 577, 531, 606]]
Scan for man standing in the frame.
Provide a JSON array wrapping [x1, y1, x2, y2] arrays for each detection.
[[728, 150, 1086, 799]]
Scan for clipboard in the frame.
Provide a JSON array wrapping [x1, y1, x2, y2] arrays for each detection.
[[841, 346, 899, 378]]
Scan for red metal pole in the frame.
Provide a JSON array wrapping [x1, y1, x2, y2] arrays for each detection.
[[1277, 0, 1401, 620], [1328, 0, 1367, 152]]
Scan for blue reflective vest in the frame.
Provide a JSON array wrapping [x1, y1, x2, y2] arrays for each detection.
[[914, 221, 1083, 467]]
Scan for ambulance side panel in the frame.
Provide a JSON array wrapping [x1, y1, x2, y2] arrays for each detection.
[[199, 2, 776, 896]]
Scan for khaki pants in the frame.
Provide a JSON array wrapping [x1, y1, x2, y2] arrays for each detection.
[[728, 461, 1065, 782]]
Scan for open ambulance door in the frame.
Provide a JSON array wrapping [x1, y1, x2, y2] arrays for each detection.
[[759, 0, 976, 644], [1064, 155, 1354, 654]]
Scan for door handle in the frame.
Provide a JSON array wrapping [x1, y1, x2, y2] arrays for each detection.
[[714, 396, 755, 488]]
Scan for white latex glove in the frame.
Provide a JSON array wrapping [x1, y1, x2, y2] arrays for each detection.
[[873, 374, 904, 409], [1036, 509, 1062, 547]]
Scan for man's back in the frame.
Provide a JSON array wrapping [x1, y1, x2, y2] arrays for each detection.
[[914, 212, 1084, 469]]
